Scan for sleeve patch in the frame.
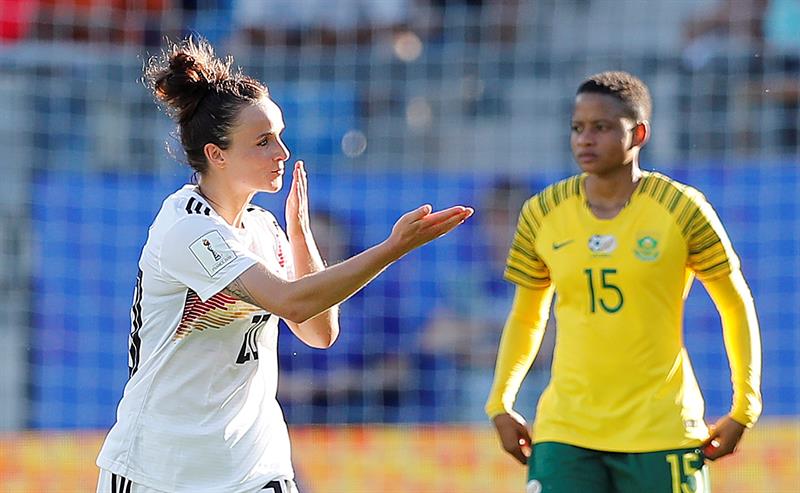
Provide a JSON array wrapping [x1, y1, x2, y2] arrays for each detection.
[[188, 230, 238, 277]]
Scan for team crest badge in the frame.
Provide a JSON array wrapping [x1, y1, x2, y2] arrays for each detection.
[[588, 234, 617, 255], [634, 235, 660, 261]]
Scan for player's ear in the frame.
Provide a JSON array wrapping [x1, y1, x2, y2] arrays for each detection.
[[632, 121, 650, 148], [204, 143, 226, 170]]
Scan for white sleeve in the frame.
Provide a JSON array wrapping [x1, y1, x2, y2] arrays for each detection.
[[160, 216, 259, 302]]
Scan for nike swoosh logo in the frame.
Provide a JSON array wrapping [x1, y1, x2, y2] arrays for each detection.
[[552, 239, 574, 250]]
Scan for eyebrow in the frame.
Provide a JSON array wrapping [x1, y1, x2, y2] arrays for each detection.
[[571, 118, 615, 124], [256, 126, 284, 139]]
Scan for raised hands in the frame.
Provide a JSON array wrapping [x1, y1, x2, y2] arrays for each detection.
[[285, 160, 473, 252], [232, 160, 473, 325], [385, 204, 474, 258], [285, 160, 311, 239]]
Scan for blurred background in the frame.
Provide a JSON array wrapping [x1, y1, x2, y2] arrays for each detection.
[[0, 0, 798, 491]]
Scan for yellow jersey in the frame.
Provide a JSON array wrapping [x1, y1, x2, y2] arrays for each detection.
[[504, 171, 740, 452]]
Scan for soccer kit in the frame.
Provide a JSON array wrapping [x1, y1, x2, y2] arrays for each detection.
[[486, 172, 761, 492], [97, 185, 297, 493]]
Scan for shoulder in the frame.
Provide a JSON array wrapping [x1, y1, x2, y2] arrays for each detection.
[[159, 185, 214, 219], [636, 171, 708, 207], [522, 174, 583, 219], [151, 186, 223, 238], [637, 171, 721, 237], [245, 204, 283, 235]]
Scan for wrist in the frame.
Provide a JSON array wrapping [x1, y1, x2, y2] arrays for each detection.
[[375, 238, 404, 265], [287, 226, 312, 242]]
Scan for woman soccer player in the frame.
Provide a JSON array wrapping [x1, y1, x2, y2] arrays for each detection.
[[95, 37, 473, 493], [486, 71, 761, 493]]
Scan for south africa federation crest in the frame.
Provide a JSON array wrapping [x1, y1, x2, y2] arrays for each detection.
[[634, 235, 660, 261]]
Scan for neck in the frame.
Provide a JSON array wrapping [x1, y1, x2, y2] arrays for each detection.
[[585, 161, 642, 206], [196, 177, 254, 227]]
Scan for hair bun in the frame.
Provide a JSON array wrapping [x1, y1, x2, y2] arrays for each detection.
[[146, 40, 224, 124], [169, 53, 208, 85]]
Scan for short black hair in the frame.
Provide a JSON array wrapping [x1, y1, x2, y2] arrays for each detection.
[[577, 71, 652, 122]]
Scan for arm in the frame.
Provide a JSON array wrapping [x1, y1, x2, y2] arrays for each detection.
[[700, 269, 762, 460], [224, 203, 473, 325], [683, 187, 762, 460], [283, 161, 339, 348], [485, 283, 555, 464]]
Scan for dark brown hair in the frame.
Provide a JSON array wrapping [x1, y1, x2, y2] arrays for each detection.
[[577, 71, 652, 122], [144, 37, 268, 174]]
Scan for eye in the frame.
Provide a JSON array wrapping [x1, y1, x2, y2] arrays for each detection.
[[258, 136, 271, 147], [571, 125, 581, 133], [595, 123, 607, 132]]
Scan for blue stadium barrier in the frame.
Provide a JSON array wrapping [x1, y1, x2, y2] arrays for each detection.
[[30, 163, 800, 428]]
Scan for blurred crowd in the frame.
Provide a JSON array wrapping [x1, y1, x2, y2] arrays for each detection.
[[0, 0, 521, 47]]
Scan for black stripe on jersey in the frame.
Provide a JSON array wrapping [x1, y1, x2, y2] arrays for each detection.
[[538, 192, 550, 216], [676, 201, 697, 237], [186, 197, 211, 216], [128, 269, 143, 378], [506, 264, 549, 283], [689, 238, 721, 255], [691, 223, 717, 244], [682, 207, 703, 238], [639, 174, 704, 240], [520, 205, 540, 232], [697, 258, 729, 274], [636, 174, 651, 195], [667, 186, 683, 212], [111, 474, 132, 493], [532, 175, 582, 222], [508, 251, 546, 273]]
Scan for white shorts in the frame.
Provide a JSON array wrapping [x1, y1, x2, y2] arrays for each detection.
[[96, 469, 299, 493]]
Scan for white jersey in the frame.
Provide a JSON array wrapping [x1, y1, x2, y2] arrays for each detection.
[[97, 185, 296, 493]]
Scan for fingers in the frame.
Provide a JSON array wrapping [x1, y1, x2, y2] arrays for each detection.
[[493, 413, 532, 466], [701, 417, 745, 461], [703, 437, 735, 461], [704, 433, 738, 461], [415, 205, 473, 224], [294, 160, 306, 193], [422, 207, 474, 237], [700, 425, 718, 448], [409, 204, 433, 221]]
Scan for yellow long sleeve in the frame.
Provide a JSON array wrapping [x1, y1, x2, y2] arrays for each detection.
[[702, 270, 762, 427], [485, 284, 555, 419]]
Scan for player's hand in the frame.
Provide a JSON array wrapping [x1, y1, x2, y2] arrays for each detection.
[[702, 415, 746, 461], [492, 412, 533, 465], [285, 160, 311, 239], [385, 204, 473, 257]]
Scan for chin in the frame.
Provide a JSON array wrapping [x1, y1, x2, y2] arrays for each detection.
[[262, 178, 283, 194], [577, 161, 614, 176]]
